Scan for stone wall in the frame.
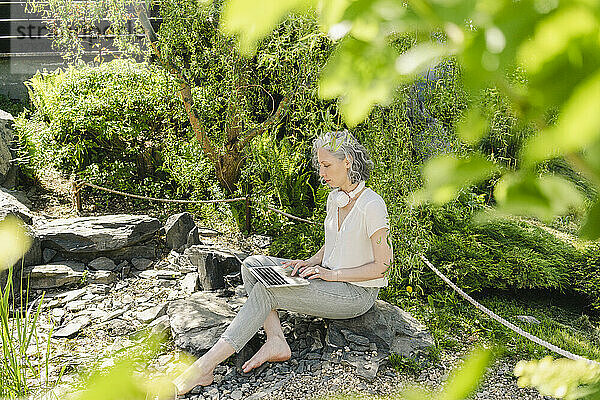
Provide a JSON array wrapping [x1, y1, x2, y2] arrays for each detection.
[[0, 108, 17, 188], [0, 108, 23, 291]]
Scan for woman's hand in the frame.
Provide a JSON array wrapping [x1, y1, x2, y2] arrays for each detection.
[[300, 265, 337, 281], [282, 259, 313, 277]]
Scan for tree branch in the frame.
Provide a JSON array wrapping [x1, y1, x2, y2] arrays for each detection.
[[134, 3, 218, 164], [238, 95, 291, 148]]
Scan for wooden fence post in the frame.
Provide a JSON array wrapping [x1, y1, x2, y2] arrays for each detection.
[[245, 196, 252, 234], [71, 175, 82, 215]]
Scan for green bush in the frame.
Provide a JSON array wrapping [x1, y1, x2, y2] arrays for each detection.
[[426, 203, 585, 293], [15, 59, 190, 198], [0, 94, 25, 118]]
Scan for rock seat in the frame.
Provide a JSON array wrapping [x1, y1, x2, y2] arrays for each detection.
[[325, 300, 434, 379], [167, 290, 433, 381]]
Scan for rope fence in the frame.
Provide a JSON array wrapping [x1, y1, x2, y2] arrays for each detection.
[[72, 178, 319, 232], [419, 254, 600, 366], [265, 205, 318, 225], [79, 181, 246, 204]]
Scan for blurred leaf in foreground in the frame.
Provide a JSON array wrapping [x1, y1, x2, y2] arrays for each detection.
[[0, 216, 32, 270], [319, 36, 400, 127], [64, 334, 188, 400], [579, 199, 600, 241], [493, 172, 584, 222], [514, 357, 600, 399], [517, 4, 600, 109], [341, 0, 409, 41], [220, 0, 314, 55], [439, 347, 492, 400], [410, 153, 500, 205], [399, 347, 492, 400], [456, 107, 488, 146], [523, 71, 600, 166], [70, 359, 149, 400]]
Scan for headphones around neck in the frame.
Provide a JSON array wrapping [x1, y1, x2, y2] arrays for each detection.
[[335, 181, 365, 208]]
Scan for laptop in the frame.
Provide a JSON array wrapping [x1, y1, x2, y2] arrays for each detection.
[[247, 258, 310, 288]]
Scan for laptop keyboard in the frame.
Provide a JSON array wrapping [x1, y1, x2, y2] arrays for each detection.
[[251, 266, 289, 286]]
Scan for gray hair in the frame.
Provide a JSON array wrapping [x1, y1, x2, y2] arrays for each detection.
[[311, 130, 373, 184]]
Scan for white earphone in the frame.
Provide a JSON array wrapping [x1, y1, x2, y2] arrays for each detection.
[[335, 181, 365, 208]]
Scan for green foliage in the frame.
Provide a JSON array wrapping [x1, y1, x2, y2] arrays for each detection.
[[514, 357, 600, 399], [0, 94, 25, 118], [493, 171, 584, 221], [0, 219, 53, 399], [577, 244, 600, 311], [319, 36, 401, 126], [353, 87, 600, 310], [388, 353, 423, 374], [0, 268, 48, 398], [15, 59, 189, 197], [160, 134, 234, 224], [220, 0, 314, 56], [245, 131, 318, 218], [156, 1, 332, 146], [388, 348, 440, 375], [240, 130, 327, 258], [220, 0, 600, 238], [349, 96, 598, 306], [422, 200, 600, 309], [27, 0, 147, 63], [410, 153, 500, 205]]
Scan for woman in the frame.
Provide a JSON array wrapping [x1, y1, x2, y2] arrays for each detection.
[[173, 130, 393, 394]]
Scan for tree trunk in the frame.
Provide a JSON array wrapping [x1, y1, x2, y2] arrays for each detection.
[[216, 144, 243, 194]]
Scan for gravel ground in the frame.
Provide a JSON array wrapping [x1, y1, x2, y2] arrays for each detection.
[[32, 266, 553, 400], [180, 350, 552, 400]]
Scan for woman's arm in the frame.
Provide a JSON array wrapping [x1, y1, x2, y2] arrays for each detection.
[[302, 228, 393, 282], [306, 244, 325, 267]]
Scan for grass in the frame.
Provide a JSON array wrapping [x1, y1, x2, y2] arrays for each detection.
[[388, 353, 426, 374], [0, 265, 54, 399], [388, 346, 442, 374], [0, 217, 57, 398]]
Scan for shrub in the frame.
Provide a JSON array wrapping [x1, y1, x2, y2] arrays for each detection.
[[15, 59, 189, 198], [425, 204, 585, 294], [0, 94, 25, 118]]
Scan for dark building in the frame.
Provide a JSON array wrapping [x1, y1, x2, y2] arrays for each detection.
[[0, 1, 158, 100]]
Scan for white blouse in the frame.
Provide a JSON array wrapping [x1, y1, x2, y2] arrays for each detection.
[[321, 187, 390, 287]]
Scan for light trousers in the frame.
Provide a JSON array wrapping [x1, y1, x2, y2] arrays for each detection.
[[220, 255, 379, 352]]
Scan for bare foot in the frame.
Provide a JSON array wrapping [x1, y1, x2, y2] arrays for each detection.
[[242, 336, 291, 373], [172, 360, 214, 395]]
